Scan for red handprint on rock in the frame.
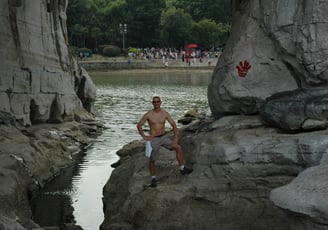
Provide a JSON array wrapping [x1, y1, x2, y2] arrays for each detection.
[[236, 60, 251, 77]]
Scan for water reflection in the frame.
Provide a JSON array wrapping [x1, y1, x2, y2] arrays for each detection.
[[30, 70, 212, 230], [30, 153, 84, 226]]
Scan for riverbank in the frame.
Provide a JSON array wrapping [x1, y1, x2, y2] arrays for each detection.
[[88, 68, 215, 75], [78, 56, 217, 71], [0, 120, 102, 229]]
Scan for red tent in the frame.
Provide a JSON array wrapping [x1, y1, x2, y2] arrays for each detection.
[[185, 43, 198, 49]]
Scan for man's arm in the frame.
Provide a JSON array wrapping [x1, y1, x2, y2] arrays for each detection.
[[166, 112, 178, 143], [137, 114, 147, 139], [137, 112, 153, 141]]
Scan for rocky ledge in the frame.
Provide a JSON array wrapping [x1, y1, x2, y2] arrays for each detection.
[[101, 115, 328, 230], [0, 120, 101, 229]]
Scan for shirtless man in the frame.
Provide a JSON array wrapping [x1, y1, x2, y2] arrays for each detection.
[[137, 96, 193, 187]]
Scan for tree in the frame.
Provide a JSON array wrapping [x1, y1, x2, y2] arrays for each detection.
[[67, 0, 103, 49], [101, 0, 127, 46], [125, 0, 166, 46], [191, 19, 230, 49], [160, 7, 193, 48], [66, 0, 231, 49], [173, 0, 231, 23]]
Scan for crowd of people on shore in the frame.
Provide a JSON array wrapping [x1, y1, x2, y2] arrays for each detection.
[[128, 47, 221, 66]]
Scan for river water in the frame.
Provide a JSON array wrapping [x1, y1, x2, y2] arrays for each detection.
[[30, 69, 212, 229]]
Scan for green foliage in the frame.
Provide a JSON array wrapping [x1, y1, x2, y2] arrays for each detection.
[[128, 47, 139, 54], [102, 45, 121, 57], [173, 0, 231, 23], [160, 7, 193, 47], [78, 47, 93, 53], [69, 46, 78, 57], [191, 19, 230, 48], [70, 47, 93, 57], [67, 0, 231, 49], [125, 0, 166, 46]]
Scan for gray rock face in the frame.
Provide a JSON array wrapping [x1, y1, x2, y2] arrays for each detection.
[[0, 1, 99, 228], [208, 0, 328, 115], [0, 0, 96, 126], [0, 122, 98, 229], [270, 164, 328, 225], [260, 88, 328, 130], [101, 116, 328, 229]]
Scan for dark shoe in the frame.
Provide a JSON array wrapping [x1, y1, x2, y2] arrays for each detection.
[[150, 178, 157, 187], [180, 167, 193, 175]]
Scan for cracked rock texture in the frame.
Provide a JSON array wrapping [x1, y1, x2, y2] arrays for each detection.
[[0, 0, 96, 126]]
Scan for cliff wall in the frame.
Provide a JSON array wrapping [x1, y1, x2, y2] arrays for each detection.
[[0, 0, 96, 126], [0, 1, 97, 228]]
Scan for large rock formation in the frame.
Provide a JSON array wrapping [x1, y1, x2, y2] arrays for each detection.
[[101, 116, 328, 229], [102, 0, 328, 229], [208, 0, 328, 116], [0, 0, 98, 229], [0, 0, 96, 126], [206, 0, 328, 226]]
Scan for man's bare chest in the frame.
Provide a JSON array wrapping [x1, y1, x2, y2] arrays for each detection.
[[149, 111, 166, 124]]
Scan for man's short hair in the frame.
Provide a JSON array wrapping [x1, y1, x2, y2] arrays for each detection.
[[152, 96, 161, 101]]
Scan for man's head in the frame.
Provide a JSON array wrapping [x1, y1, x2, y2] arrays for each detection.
[[152, 96, 162, 107]]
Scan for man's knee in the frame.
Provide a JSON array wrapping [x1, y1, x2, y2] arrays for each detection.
[[172, 143, 182, 151]]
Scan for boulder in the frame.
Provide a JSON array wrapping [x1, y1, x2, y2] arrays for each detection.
[[101, 116, 328, 229], [208, 0, 328, 115], [178, 107, 205, 125], [260, 88, 328, 130], [270, 164, 328, 225]]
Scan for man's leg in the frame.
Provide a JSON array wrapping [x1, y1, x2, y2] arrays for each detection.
[[172, 143, 193, 175], [162, 136, 193, 175], [149, 159, 157, 187], [149, 159, 156, 176], [172, 143, 184, 166]]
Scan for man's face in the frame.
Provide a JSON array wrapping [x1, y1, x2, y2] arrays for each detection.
[[152, 98, 161, 108]]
